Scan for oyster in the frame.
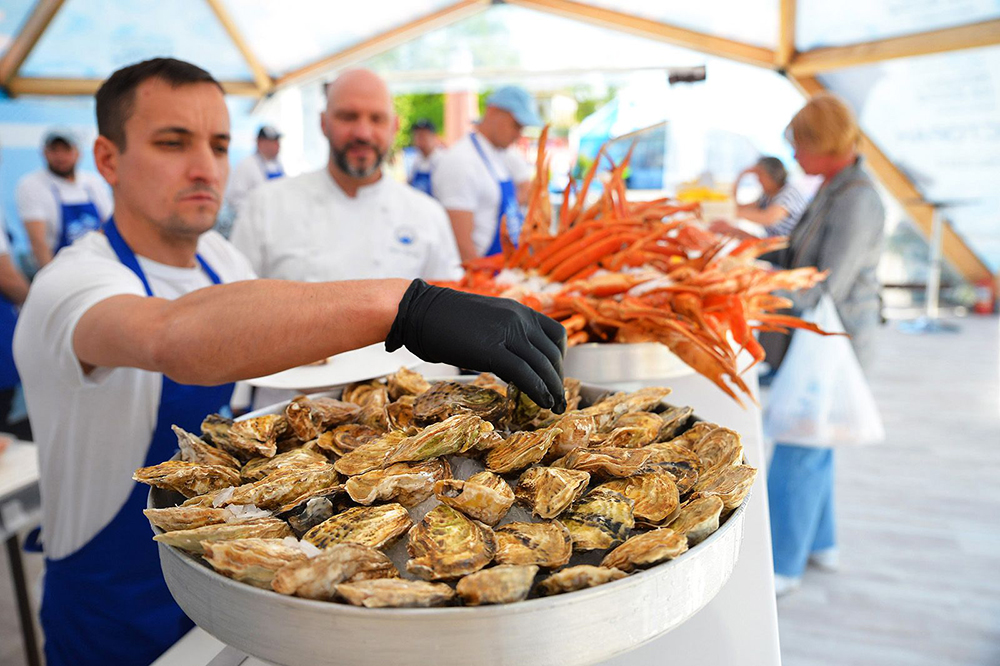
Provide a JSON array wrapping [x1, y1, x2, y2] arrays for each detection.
[[342, 379, 383, 407], [387, 367, 431, 400], [514, 467, 590, 519], [203, 538, 308, 588], [485, 427, 561, 474], [356, 386, 391, 431], [152, 517, 292, 555], [284, 396, 360, 441], [143, 506, 228, 532], [224, 465, 340, 510], [544, 412, 597, 461], [335, 579, 455, 608], [240, 447, 329, 483], [595, 412, 662, 448], [180, 487, 232, 507], [346, 459, 451, 507], [552, 447, 653, 480], [505, 384, 542, 429], [493, 521, 573, 568], [200, 413, 234, 449], [643, 441, 701, 495], [272, 543, 398, 599], [227, 414, 285, 460], [434, 471, 514, 525], [414, 381, 507, 425], [279, 494, 350, 535], [406, 504, 495, 580], [669, 422, 717, 450], [600, 528, 688, 572], [456, 564, 539, 606], [583, 387, 672, 430], [316, 424, 385, 457], [599, 471, 679, 524], [386, 395, 417, 430], [559, 487, 635, 551], [667, 496, 724, 544], [173, 425, 240, 469], [335, 414, 496, 476], [691, 428, 744, 474], [133, 460, 241, 498], [657, 406, 694, 441], [303, 503, 412, 550], [471, 372, 507, 395], [535, 565, 628, 596], [690, 464, 757, 510]]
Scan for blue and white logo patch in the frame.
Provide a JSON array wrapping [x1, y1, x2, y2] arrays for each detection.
[[395, 226, 417, 246]]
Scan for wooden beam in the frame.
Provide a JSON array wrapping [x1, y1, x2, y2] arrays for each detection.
[[275, 0, 490, 90], [776, 0, 796, 68], [204, 0, 272, 95], [789, 74, 994, 284], [0, 0, 66, 87], [7, 77, 260, 97], [789, 19, 1000, 75], [509, 0, 775, 68]]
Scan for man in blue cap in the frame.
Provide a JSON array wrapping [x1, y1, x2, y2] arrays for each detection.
[[433, 85, 541, 261]]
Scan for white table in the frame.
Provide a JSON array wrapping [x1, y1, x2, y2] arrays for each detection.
[[156, 371, 781, 666], [0, 440, 43, 666]]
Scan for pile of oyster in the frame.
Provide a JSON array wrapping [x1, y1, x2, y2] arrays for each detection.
[[135, 369, 756, 608]]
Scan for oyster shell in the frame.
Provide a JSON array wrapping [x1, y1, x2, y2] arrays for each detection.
[[485, 427, 561, 474], [552, 446, 653, 480], [224, 465, 340, 510], [456, 564, 539, 606], [471, 372, 506, 395], [582, 387, 672, 430], [316, 424, 387, 458], [342, 380, 383, 407], [599, 471, 679, 524], [657, 406, 694, 441], [279, 493, 351, 535], [133, 460, 241, 498], [505, 384, 542, 429], [272, 543, 398, 599], [406, 504, 495, 580], [514, 467, 590, 519], [387, 367, 431, 400], [284, 396, 360, 441], [143, 506, 228, 532], [414, 381, 507, 425], [386, 395, 417, 430], [173, 425, 240, 469], [667, 496, 724, 544], [346, 459, 452, 507], [303, 503, 412, 550], [691, 427, 744, 474], [544, 412, 597, 461], [434, 471, 514, 525], [600, 528, 688, 572], [335, 579, 456, 608], [493, 521, 573, 568], [669, 422, 717, 450], [180, 487, 232, 507], [240, 447, 329, 483], [152, 517, 292, 554], [535, 565, 628, 596], [559, 487, 635, 551], [595, 412, 662, 448], [690, 464, 757, 510], [203, 538, 307, 588], [356, 386, 391, 431], [642, 441, 701, 495], [227, 414, 285, 460], [200, 413, 234, 449]]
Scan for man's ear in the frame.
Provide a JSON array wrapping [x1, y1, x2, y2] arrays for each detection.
[[93, 136, 119, 188]]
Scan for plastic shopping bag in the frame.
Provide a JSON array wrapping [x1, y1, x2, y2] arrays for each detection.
[[762, 294, 885, 447]]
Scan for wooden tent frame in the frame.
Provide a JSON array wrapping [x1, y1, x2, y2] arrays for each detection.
[[0, 0, 997, 283]]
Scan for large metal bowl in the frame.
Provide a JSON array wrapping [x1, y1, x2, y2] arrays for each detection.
[[150, 381, 749, 666]]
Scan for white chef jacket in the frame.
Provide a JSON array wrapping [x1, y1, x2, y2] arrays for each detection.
[[15, 169, 113, 250], [231, 168, 463, 282], [432, 132, 532, 256], [12, 230, 256, 559], [226, 152, 285, 218]]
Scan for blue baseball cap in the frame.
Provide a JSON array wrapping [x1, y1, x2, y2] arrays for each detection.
[[486, 85, 542, 127]]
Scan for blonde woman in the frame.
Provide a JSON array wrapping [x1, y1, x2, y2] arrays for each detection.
[[761, 93, 885, 596]]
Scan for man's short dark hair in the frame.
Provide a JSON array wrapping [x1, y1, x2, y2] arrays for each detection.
[[96, 58, 223, 150]]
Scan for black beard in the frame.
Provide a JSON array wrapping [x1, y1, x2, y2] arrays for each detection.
[[333, 140, 384, 179], [48, 164, 75, 179]]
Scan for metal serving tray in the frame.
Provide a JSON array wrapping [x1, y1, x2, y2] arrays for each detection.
[[149, 380, 749, 666]]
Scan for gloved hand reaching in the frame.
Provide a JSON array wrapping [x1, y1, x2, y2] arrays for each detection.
[[385, 280, 567, 413]]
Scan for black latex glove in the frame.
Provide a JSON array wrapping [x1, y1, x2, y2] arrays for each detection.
[[385, 280, 567, 413]]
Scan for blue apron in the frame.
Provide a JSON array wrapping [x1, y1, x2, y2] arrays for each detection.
[[0, 296, 18, 389], [52, 182, 103, 252], [259, 155, 284, 180], [40, 217, 235, 666], [469, 133, 524, 256]]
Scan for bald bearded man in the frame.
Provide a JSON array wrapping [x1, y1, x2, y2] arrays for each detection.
[[232, 69, 462, 282]]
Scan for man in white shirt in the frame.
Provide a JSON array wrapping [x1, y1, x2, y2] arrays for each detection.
[[13, 57, 565, 666], [15, 130, 114, 267], [432, 85, 539, 261], [225, 124, 285, 218], [407, 118, 442, 196], [232, 70, 461, 282]]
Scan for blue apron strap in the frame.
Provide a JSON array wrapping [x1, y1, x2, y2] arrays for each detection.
[[409, 170, 433, 196], [258, 155, 284, 180], [470, 134, 523, 256]]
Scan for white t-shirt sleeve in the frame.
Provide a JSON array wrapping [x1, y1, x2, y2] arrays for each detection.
[[85, 173, 114, 222], [15, 174, 57, 232], [504, 148, 533, 184], [432, 149, 478, 212], [229, 184, 269, 277]]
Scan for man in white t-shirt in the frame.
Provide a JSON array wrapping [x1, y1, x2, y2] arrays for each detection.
[[225, 124, 285, 219], [15, 130, 113, 268], [407, 118, 442, 196], [432, 85, 539, 261], [232, 70, 461, 282], [13, 57, 566, 666]]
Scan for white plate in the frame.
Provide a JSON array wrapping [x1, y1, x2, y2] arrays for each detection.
[[245, 343, 423, 390]]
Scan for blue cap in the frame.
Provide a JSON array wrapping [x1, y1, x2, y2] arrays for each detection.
[[486, 85, 542, 127]]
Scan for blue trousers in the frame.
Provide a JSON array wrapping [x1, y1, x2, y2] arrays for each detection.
[[767, 444, 836, 578]]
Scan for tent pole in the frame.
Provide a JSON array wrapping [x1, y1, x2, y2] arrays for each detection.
[[0, 0, 66, 91]]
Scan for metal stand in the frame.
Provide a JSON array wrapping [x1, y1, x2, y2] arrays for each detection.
[[899, 204, 960, 334], [5, 533, 41, 666]]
